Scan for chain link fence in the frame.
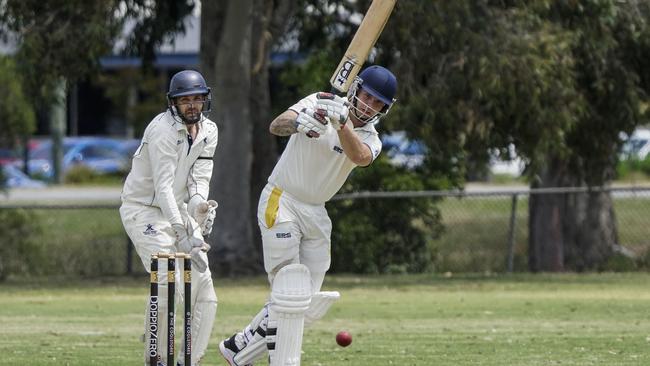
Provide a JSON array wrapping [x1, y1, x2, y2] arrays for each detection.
[[2, 186, 650, 277], [333, 186, 650, 273]]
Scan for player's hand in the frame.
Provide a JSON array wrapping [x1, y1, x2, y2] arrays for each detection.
[[173, 223, 203, 253], [295, 107, 328, 138], [316, 92, 349, 130], [189, 243, 210, 273], [173, 223, 211, 272], [189, 198, 218, 236]]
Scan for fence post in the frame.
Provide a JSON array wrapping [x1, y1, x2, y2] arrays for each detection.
[[126, 236, 133, 275], [506, 193, 519, 273]]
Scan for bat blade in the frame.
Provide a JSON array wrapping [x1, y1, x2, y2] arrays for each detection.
[[329, 0, 397, 93]]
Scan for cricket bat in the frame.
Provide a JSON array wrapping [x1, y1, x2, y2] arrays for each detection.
[[329, 0, 397, 93]]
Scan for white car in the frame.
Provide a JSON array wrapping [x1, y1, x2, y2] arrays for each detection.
[[620, 128, 650, 160], [488, 145, 525, 177], [1, 164, 46, 188], [381, 131, 427, 169]]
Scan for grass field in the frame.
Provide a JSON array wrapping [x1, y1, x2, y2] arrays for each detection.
[[1, 273, 649, 365]]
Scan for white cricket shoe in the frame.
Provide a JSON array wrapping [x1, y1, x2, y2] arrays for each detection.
[[219, 335, 253, 366]]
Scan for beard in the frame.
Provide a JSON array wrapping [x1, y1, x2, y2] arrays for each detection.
[[182, 109, 201, 124]]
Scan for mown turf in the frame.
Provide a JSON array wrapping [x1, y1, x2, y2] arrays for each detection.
[[0, 273, 649, 365]]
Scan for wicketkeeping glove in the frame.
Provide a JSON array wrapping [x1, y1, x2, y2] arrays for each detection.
[[189, 196, 218, 236], [316, 92, 350, 130], [173, 223, 211, 273], [295, 107, 328, 138]]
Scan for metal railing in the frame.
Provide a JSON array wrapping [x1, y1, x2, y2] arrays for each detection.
[[332, 186, 650, 272], [2, 185, 649, 275]]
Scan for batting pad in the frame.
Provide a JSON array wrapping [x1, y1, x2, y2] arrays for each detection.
[[267, 264, 312, 366], [233, 305, 269, 365], [305, 291, 340, 326]]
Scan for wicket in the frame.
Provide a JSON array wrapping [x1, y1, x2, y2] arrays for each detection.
[[149, 252, 192, 366]]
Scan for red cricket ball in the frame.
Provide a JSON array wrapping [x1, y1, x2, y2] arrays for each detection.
[[336, 331, 352, 347]]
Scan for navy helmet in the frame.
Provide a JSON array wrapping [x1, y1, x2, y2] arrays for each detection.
[[347, 65, 397, 124], [167, 70, 212, 124]]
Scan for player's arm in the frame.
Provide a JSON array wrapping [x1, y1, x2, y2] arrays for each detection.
[[188, 123, 218, 201], [269, 110, 299, 136], [187, 124, 219, 235], [270, 108, 328, 138], [148, 126, 184, 226], [337, 125, 373, 167]]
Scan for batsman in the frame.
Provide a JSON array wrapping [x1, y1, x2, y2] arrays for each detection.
[[120, 70, 219, 366], [219, 65, 397, 365]]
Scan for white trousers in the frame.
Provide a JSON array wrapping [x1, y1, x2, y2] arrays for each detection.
[[120, 203, 217, 365], [257, 183, 332, 291]]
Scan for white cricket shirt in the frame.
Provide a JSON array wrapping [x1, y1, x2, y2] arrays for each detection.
[[121, 111, 218, 226], [268, 93, 382, 204]]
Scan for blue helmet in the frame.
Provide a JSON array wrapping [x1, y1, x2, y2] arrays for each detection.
[[357, 65, 397, 105], [347, 65, 397, 124], [167, 70, 212, 124]]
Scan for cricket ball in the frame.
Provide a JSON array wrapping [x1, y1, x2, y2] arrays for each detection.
[[336, 331, 352, 347]]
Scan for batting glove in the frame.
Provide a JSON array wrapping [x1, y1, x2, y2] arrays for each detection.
[[316, 92, 349, 130], [295, 107, 328, 138]]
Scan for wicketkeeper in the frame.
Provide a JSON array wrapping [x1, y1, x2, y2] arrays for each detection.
[[218, 65, 397, 366], [120, 70, 219, 366]]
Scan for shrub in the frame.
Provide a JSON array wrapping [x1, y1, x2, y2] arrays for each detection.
[[328, 157, 443, 274], [0, 209, 44, 281], [64, 165, 101, 184], [64, 166, 126, 185]]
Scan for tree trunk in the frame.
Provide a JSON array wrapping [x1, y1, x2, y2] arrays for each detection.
[[198, 2, 224, 85], [528, 157, 567, 272], [201, 0, 297, 276], [529, 156, 618, 272], [248, 0, 298, 273], [248, 0, 275, 273], [205, 0, 255, 276], [563, 184, 617, 271]]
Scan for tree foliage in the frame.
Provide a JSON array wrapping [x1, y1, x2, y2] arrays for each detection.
[[328, 157, 441, 274], [0, 56, 35, 147], [280, 0, 650, 272], [0, 0, 195, 105]]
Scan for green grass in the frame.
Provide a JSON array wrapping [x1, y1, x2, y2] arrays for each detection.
[[1, 273, 649, 365], [29, 208, 128, 276], [433, 194, 650, 272], [433, 196, 530, 272]]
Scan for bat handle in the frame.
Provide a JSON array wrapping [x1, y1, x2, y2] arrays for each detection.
[[330, 87, 343, 96]]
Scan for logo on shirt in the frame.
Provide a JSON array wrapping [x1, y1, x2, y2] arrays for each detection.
[[177, 139, 183, 145], [276, 232, 292, 239], [143, 224, 158, 236], [333, 146, 344, 154]]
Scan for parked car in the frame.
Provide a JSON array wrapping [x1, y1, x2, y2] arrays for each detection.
[[620, 128, 650, 161], [381, 131, 427, 169], [489, 145, 525, 177], [0, 163, 46, 188], [118, 138, 142, 159], [0, 148, 19, 165], [18, 137, 130, 179]]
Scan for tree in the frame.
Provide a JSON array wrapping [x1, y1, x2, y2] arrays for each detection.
[[0, 0, 195, 117], [0, 56, 35, 148], [378, 1, 650, 271], [528, 1, 650, 271], [201, 0, 296, 276]]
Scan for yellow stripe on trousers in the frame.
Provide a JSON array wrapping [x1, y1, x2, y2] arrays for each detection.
[[265, 187, 283, 228]]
